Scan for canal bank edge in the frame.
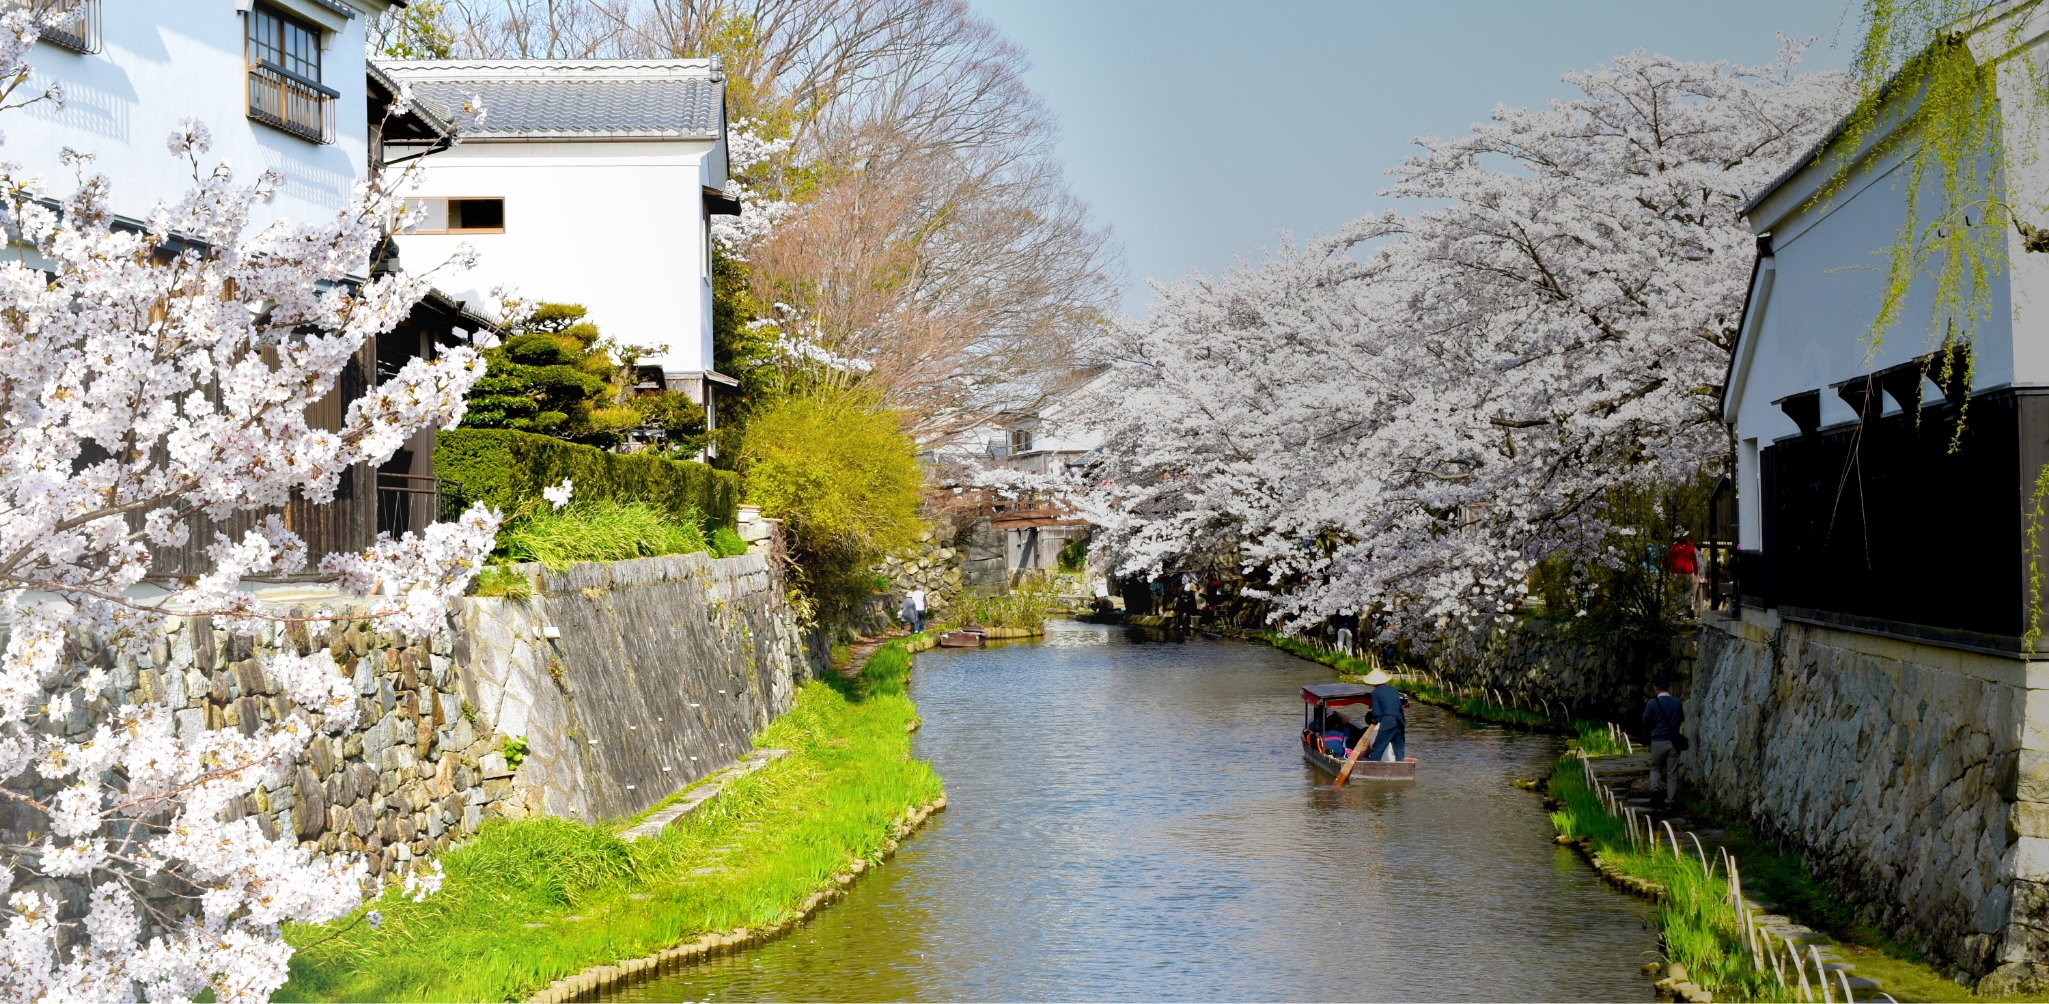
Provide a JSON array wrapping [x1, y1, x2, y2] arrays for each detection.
[[524, 639, 946, 1004], [527, 795, 949, 1004]]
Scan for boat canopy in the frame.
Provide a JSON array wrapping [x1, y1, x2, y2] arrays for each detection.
[[1301, 682, 1375, 707]]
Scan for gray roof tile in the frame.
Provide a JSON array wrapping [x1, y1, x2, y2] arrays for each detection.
[[376, 60, 724, 140]]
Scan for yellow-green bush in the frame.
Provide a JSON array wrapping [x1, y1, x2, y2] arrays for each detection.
[[738, 391, 923, 613]]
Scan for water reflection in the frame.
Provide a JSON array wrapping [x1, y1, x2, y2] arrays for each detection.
[[622, 622, 1653, 1002]]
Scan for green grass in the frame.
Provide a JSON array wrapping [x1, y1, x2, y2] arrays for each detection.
[[1548, 758, 1785, 1001], [277, 641, 942, 1002], [1668, 792, 2007, 1002], [497, 499, 711, 569], [941, 580, 1058, 630]]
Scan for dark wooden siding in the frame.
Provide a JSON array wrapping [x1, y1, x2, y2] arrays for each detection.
[[1751, 387, 2049, 646], [143, 344, 379, 579]]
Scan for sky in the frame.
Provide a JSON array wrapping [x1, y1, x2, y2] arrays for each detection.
[[968, 0, 1862, 313]]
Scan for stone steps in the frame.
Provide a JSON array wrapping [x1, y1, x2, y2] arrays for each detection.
[[616, 749, 788, 843]]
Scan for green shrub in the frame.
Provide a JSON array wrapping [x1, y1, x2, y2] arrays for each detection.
[[711, 525, 749, 557], [943, 580, 1059, 630], [471, 564, 533, 599], [738, 392, 923, 615], [498, 499, 710, 570], [436, 428, 739, 529]]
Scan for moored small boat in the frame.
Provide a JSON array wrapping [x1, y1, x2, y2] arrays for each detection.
[[938, 629, 985, 648], [1300, 683, 1417, 781]]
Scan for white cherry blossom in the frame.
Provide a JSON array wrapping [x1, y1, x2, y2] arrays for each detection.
[[0, 11, 497, 1000], [1081, 42, 1843, 641]]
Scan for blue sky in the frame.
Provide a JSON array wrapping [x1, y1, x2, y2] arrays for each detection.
[[968, 0, 1860, 312]]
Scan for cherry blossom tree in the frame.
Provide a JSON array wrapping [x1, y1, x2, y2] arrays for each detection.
[[1082, 42, 1843, 640], [0, 12, 495, 1000]]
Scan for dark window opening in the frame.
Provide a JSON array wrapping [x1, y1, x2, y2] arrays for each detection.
[[404, 198, 506, 234]]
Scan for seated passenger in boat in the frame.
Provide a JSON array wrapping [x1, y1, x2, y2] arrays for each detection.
[[1320, 722, 1348, 757]]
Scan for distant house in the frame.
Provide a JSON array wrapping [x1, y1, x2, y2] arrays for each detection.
[[14, 1, 491, 574], [980, 371, 1108, 579], [379, 58, 741, 430]]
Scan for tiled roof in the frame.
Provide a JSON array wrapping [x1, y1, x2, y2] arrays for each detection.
[[374, 60, 724, 141]]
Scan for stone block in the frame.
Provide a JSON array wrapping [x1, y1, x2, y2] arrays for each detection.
[[233, 659, 266, 698], [480, 752, 511, 779], [349, 799, 375, 838], [462, 803, 482, 832], [174, 708, 204, 738], [234, 696, 264, 737], [349, 763, 378, 807], [291, 766, 326, 839], [363, 715, 394, 761], [1983, 961, 2049, 996], [352, 654, 375, 696]]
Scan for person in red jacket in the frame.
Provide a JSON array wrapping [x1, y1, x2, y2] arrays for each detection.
[[1666, 535, 1704, 616]]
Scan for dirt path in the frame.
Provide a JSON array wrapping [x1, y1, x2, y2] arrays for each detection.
[[836, 630, 911, 678]]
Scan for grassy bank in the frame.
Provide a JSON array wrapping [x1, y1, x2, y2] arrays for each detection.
[[1549, 758, 2017, 1002], [1549, 757, 1783, 1000], [278, 641, 941, 1002]]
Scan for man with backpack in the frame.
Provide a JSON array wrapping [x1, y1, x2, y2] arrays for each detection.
[[1643, 676, 1686, 810]]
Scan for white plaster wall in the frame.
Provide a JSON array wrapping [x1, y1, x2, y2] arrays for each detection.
[[395, 140, 715, 372], [1730, 149, 2015, 451], [12, 1, 378, 235]]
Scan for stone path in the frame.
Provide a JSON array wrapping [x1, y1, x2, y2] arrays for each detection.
[[1579, 754, 1885, 1001], [617, 748, 789, 843]]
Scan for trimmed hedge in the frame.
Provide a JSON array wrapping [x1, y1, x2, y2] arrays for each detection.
[[434, 429, 739, 528]]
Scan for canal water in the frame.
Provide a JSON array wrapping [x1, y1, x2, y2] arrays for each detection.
[[623, 621, 1655, 1002]]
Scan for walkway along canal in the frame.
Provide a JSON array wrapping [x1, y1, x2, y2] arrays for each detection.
[[623, 621, 1657, 1001]]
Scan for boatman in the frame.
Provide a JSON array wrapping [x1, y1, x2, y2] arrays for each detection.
[[1362, 667, 1408, 762]]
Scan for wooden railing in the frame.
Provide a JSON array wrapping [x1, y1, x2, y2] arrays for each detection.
[[17, 0, 97, 54], [246, 60, 336, 145]]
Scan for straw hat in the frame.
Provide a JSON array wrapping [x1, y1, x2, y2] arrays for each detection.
[[1363, 668, 1393, 686]]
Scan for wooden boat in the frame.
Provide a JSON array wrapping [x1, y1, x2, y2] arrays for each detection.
[[937, 629, 985, 648], [1300, 683, 1417, 781]]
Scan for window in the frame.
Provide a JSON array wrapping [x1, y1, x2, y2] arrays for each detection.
[[245, 4, 335, 144], [404, 198, 507, 234], [14, 0, 98, 54], [1010, 429, 1034, 454]]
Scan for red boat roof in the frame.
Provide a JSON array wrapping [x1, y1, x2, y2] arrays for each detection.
[[1302, 682, 1375, 706]]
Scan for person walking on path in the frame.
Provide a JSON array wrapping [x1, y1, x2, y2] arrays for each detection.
[[1363, 667, 1411, 763], [1666, 535, 1704, 616], [1643, 676, 1686, 809], [907, 587, 927, 633]]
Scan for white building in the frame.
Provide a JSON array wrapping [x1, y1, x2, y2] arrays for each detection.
[[1713, 6, 2049, 983], [14, 0, 390, 229], [9, 1, 496, 566], [379, 57, 738, 420]]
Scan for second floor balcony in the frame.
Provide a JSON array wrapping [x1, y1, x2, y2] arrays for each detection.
[[247, 59, 336, 145]]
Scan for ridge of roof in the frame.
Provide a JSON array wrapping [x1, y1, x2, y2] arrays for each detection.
[[375, 58, 722, 83]]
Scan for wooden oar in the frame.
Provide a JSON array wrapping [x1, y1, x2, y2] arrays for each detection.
[[1334, 722, 1381, 788]]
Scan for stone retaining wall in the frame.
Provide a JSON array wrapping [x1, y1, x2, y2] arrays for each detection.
[[4, 549, 819, 926], [463, 551, 819, 823], [1427, 618, 1698, 721], [1690, 608, 2041, 981]]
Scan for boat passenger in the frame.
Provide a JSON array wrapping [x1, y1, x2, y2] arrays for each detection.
[[1319, 708, 1348, 757], [1363, 668, 1408, 762]]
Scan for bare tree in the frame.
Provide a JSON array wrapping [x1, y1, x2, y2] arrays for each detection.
[[397, 0, 1122, 440]]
